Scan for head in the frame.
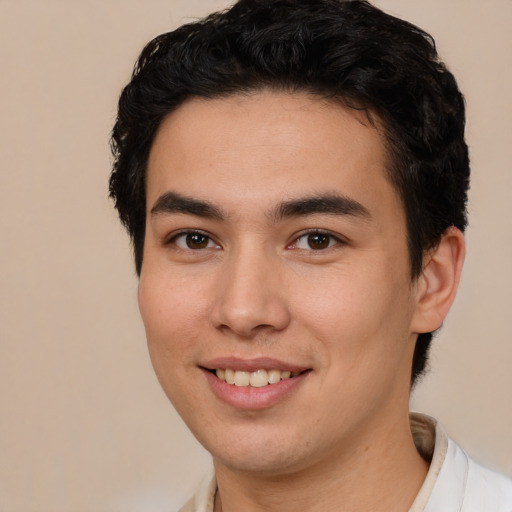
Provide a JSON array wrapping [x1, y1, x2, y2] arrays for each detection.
[[110, 0, 468, 391]]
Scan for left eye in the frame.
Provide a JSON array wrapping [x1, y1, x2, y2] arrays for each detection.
[[294, 232, 340, 250], [173, 232, 219, 250]]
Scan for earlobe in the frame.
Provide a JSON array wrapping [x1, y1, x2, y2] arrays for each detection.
[[411, 227, 466, 334]]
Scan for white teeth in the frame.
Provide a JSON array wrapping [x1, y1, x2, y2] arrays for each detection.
[[234, 371, 250, 386], [250, 369, 268, 387], [225, 369, 236, 385], [215, 368, 301, 387], [268, 369, 281, 384]]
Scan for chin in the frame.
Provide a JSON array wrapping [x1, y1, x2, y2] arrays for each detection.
[[199, 426, 318, 477], [212, 447, 302, 476]]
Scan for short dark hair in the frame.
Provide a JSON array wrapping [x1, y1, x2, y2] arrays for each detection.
[[109, 0, 470, 387]]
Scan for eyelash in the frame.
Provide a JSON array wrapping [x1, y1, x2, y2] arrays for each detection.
[[166, 230, 220, 251], [290, 230, 345, 251], [165, 229, 345, 252]]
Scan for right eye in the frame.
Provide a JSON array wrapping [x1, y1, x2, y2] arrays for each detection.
[[170, 231, 220, 251]]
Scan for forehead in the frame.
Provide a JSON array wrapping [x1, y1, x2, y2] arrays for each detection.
[[146, 91, 400, 220]]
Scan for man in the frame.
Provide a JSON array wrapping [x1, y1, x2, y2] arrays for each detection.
[[109, 0, 512, 510]]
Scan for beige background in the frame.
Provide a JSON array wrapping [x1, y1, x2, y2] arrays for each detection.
[[0, 1, 510, 510]]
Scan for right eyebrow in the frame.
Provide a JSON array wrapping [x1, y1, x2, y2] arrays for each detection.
[[150, 191, 225, 220]]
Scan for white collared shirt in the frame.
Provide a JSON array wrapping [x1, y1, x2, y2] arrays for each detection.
[[179, 413, 512, 512], [409, 413, 512, 511]]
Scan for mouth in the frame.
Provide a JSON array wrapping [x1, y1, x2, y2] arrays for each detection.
[[212, 368, 305, 388], [201, 359, 311, 409]]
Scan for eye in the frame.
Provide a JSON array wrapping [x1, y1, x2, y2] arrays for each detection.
[[293, 231, 342, 250], [171, 231, 220, 250]]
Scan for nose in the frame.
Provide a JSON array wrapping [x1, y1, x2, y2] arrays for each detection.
[[210, 246, 291, 338]]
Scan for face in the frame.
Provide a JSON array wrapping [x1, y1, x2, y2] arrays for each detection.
[[139, 91, 423, 477]]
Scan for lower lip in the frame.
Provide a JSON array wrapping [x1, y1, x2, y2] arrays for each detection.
[[203, 369, 310, 410]]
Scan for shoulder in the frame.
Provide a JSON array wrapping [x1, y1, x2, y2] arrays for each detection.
[[178, 496, 196, 512], [430, 434, 512, 512], [410, 413, 512, 512], [463, 453, 512, 511]]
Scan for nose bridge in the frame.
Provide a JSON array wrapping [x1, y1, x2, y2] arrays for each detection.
[[211, 239, 290, 337]]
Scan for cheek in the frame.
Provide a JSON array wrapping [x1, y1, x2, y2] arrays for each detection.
[[137, 272, 210, 413], [139, 266, 207, 329], [294, 267, 415, 422], [294, 267, 380, 331], [137, 270, 206, 368], [293, 262, 414, 361]]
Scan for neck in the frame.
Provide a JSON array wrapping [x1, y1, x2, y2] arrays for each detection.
[[213, 412, 428, 512]]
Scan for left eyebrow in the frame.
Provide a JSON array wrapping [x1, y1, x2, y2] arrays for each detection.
[[271, 194, 372, 222]]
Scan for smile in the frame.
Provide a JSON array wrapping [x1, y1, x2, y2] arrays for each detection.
[[215, 368, 301, 387], [203, 361, 311, 409]]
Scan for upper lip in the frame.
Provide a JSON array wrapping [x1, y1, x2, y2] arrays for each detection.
[[201, 356, 310, 373]]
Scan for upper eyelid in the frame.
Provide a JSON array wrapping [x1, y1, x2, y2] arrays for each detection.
[[164, 228, 218, 246], [161, 227, 346, 247], [291, 228, 346, 243]]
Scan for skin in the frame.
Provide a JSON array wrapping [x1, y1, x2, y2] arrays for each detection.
[[138, 91, 465, 512]]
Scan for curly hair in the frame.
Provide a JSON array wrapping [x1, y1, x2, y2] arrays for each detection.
[[109, 0, 470, 387]]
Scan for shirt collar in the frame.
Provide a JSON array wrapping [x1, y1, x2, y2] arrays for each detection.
[[408, 412, 449, 511]]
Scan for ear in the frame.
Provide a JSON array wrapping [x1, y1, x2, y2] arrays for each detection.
[[411, 227, 466, 334]]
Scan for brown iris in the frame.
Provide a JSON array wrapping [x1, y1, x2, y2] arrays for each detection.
[[307, 233, 330, 250], [185, 233, 209, 249]]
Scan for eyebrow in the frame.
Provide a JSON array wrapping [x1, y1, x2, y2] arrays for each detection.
[[150, 191, 225, 220], [150, 191, 371, 223], [271, 194, 371, 222]]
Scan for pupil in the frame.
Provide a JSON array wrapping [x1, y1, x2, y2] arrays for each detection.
[[308, 233, 329, 249], [186, 233, 208, 249]]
